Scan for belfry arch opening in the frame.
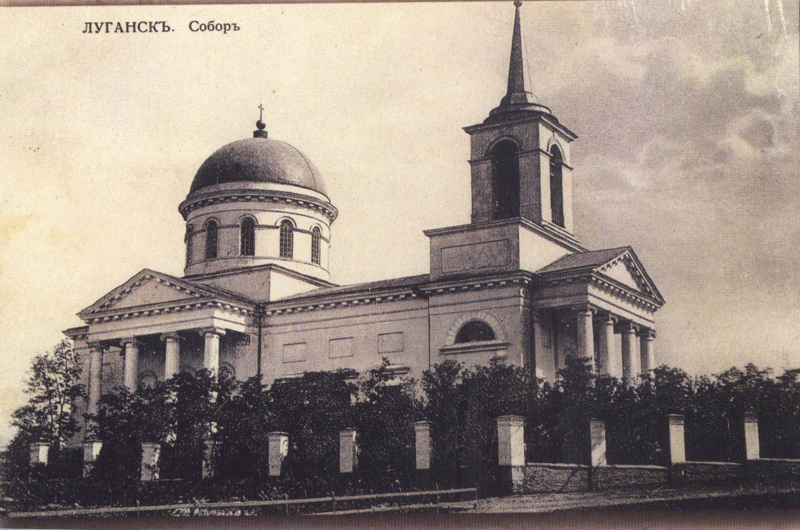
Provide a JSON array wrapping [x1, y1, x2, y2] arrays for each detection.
[[490, 140, 520, 220], [549, 145, 565, 228]]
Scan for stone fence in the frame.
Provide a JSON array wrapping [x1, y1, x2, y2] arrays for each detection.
[[28, 412, 800, 493]]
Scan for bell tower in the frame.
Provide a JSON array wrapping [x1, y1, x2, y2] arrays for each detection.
[[464, 1, 578, 236], [425, 2, 584, 282]]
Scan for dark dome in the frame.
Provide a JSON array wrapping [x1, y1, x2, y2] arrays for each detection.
[[190, 137, 327, 196]]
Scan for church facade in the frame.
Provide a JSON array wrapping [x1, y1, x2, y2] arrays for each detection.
[[65, 4, 664, 441]]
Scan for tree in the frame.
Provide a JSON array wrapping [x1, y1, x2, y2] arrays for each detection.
[[11, 339, 85, 449], [3, 339, 85, 481]]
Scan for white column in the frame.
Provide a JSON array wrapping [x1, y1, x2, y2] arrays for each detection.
[[639, 328, 656, 374], [161, 333, 181, 380], [532, 312, 555, 380], [201, 329, 224, 375], [87, 343, 104, 416], [576, 307, 595, 368], [121, 339, 139, 391], [597, 316, 621, 378], [619, 324, 638, 382]]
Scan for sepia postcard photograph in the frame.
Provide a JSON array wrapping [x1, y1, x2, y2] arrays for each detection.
[[0, 0, 799, 525]]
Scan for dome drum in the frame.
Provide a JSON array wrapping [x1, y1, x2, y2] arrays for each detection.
[[182, 131, 336, 282]]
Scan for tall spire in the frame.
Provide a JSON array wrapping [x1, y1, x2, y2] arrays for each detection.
[[488, 1, 551, 119], [502, 0, 529, 106]]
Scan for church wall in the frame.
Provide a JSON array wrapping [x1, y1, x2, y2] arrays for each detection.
[[427, 222, 521, 281], [220, 330, 259, 381], [429, 285, 529, 368], [261, 298, 430, 382], [269, 273, 324, 301], [519, 151, 543, 222], [470, 160, 492, 223], [517, 224, 574, 273]]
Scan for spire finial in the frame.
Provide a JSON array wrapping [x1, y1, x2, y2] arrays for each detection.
[[503, 1, 529, 105], [254, 103, 268, 138], [486, 0, 552, 119]]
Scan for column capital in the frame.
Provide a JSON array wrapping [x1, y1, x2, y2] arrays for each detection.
[[615, 321, 638, 334], [598, 312, 618, 325], [571, 304, 596, 315], [637, 327, 656, 340], [199, 327, 226, 338], [86, 341, 106, 351], [160, 332, 182, 342], [119, 337, 140, 348]]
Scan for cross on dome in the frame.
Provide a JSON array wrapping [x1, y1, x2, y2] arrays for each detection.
[[254, 103, 268, 138]]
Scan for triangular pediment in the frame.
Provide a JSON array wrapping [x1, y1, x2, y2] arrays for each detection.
[[536, 247, 664, 306], [598, 255, 646, 291], [595, 250, 663, 304], [79, 269, 215, 318], [103, 278, 199, 310]]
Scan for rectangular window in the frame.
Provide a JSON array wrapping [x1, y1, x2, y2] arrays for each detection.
[[329, 337, 354, 359], [282, 342, 307, 363], [378, 332, 404, 354]]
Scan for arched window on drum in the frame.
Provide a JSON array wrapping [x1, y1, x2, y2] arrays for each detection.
[[279, 219, 294, 259], [311, 227, 322, 265], [240, 217, 255, 256]]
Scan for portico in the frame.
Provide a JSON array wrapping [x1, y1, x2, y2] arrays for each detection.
[[531, 247, 664, 381], [70, 269, 256, 417]]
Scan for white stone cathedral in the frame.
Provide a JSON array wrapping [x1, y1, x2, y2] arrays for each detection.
[[66, 4, 664, 442]]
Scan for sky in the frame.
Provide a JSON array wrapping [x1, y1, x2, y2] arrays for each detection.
[[0, 1, 798, 446]]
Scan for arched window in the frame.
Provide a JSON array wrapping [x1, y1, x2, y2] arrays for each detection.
[[279, 220, 294, 259], [454, 320, 496, 344], [205, 220, 218, 260], [185, 224, 194, 268], [490, 140, 520, 220], [550, 145, 565, 228], [138, 371, 158, 389], [311, 226, 321, 265], [240, 218, 255, 256]]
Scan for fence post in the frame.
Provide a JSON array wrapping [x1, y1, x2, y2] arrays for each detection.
[[589, 418, 607, 490], [666, 414, 686, 464], [496, 415, 525, 495], [743, 412, 760, 461], [82, 439, 103, 477], [268, 432, 290, 477], [29, 442, 50, 467], [414, 421, 432, 488], [339, 428, 358, 474], [140, 442, 161, 481]]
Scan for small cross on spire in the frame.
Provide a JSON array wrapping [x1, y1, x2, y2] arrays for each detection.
[[258, 103, 265, 121]]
